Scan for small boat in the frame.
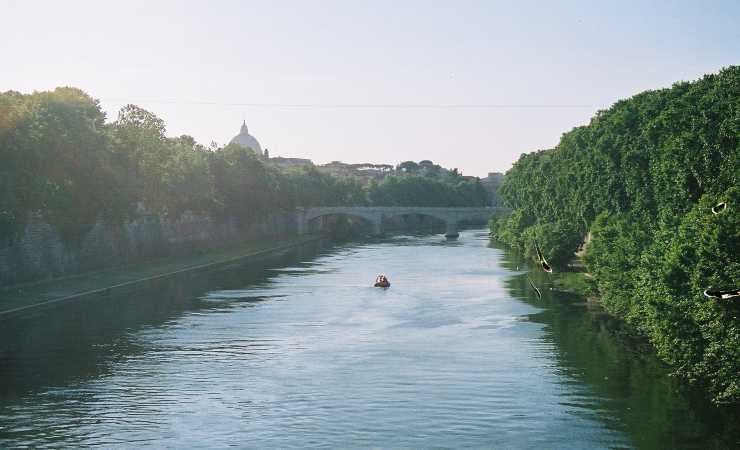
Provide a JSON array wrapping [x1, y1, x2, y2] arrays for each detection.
[[374, 275, 391, 288]]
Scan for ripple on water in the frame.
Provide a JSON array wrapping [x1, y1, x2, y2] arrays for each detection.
[[0, 231, 654, 449]]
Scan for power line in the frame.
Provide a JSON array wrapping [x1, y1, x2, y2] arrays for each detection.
[[100, 99, 596, 109]]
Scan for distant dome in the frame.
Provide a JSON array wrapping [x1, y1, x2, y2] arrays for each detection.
[[229, 121, 262, 154]]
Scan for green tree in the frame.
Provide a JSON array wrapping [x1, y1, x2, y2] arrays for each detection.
[[491, 65, 740, 404]]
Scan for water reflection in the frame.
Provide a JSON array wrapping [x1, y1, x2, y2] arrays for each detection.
[[494, 242, 740, 449], [1, 232, 738, 449], [0, 240, 325, 402]]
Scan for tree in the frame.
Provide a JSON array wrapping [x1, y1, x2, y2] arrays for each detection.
[[397, 161, 419, 173], [491, 65, 740, 404]]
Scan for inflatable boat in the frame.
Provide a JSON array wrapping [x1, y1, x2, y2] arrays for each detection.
[[374, 275, 390, 288]]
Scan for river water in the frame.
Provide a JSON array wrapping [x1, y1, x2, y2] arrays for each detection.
[[0, 230, 737, 448]]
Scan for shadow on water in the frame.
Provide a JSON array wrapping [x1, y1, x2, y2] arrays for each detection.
[[492, 241, 740, 450], [0, 230, 462, 406], [0, 240, 328, 403]]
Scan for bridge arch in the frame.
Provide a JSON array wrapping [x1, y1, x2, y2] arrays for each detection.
[[299, 207, 382, 235], [297, 206, 509, 238], [380, 210, 449, 224], [379, 210, 450, 236], [303, 207, 379, 224]]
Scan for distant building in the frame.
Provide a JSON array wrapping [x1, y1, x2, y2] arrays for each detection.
[[229, 121, 262, 154], [269, 156, 314, 169], [229, 122, 313, 169], [317, 161, 394, 184], [480, 172, 505, 206]]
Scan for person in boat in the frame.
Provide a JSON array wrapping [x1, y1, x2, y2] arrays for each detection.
[[374, 274, 391, 288]]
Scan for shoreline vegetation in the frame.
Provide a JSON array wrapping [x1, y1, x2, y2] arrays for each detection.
[[489, 65, 739, 405], [0, 87, 489, 246], [1, 87, 491, 287]]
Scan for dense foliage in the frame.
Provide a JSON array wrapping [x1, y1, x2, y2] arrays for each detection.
[[0, 88, 489, 241], [368, 173, 489, 207], [490, 66, 740, 404]]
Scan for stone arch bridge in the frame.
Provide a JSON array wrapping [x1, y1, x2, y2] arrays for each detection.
[[297, 206, 510, 238]]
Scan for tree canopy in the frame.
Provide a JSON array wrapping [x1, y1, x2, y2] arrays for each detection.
[[490, 66, 740, 404], [0, 89, 490, 242]]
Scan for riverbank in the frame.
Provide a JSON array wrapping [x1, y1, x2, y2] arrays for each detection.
[[0, 234, 323, 320], [511, 248, 656, 351], [497, 239, 740, 437], [546, 268, 661, 355], [549, 269, 596, 299]]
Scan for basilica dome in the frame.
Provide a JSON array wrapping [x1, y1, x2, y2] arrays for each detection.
[[229, 121, 262, 154]]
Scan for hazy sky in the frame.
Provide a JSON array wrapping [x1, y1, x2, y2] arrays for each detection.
[[2, 1, 738, 176]]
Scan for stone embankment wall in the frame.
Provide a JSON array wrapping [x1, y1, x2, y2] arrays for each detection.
[[0, 212, 297, 287]]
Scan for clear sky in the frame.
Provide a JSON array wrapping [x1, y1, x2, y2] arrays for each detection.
[[2, 0, 738, 176]]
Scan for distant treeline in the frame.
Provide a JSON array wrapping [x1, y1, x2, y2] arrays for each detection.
[[490, 66, 739, 404], [0, 88, 488, 241]]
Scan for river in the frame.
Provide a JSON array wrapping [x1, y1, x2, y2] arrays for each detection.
[[0, 230, 736, 448]]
